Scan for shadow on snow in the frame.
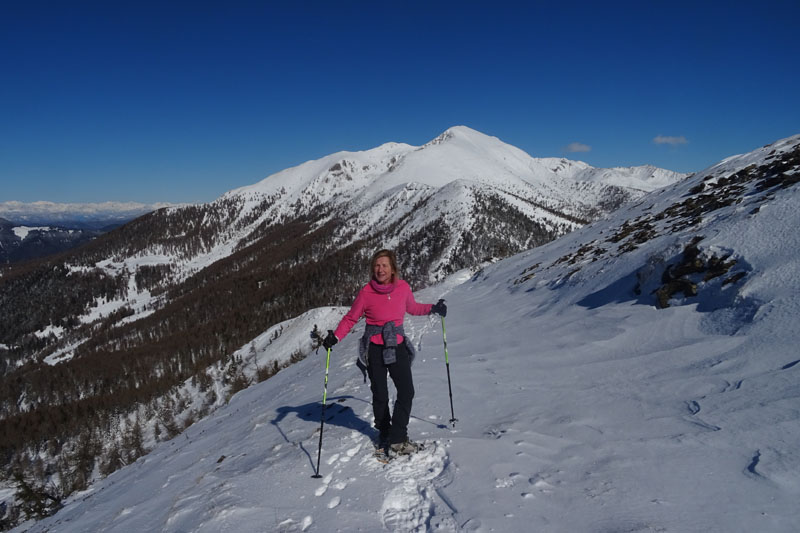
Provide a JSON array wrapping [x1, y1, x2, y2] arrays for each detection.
[[272, 395, 374, 473], [271, 394, 450, 474]]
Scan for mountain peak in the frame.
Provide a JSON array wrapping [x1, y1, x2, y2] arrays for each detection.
[[425, 125, 495, 147]]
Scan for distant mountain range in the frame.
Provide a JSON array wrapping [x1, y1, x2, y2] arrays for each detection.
[[0, 218, 99, 264], [0, 202, 175, 264], [0, 201, 174, 229]]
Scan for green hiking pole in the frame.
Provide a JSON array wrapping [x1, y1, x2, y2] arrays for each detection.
[[312, 345, 332, 478], [441, 316, 458, 426]]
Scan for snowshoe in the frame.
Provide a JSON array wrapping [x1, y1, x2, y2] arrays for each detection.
[[373, 446, 391, 464], [390, 439, 423, 456]]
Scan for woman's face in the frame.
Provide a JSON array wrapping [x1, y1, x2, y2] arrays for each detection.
[[373, 256, 394, 284]]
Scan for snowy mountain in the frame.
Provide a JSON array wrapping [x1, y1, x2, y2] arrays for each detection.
[[10, 134, 800, 532], [223, 126, 687, 280]]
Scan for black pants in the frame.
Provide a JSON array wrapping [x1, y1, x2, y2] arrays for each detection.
[[367, 342, 415, 445]]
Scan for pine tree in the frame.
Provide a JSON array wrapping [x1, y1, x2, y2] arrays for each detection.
[[12, 471, 62, 521]]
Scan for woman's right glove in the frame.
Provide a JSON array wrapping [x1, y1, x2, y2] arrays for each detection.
[[430, 299, 447, 317], [322, 330, 338, 350]]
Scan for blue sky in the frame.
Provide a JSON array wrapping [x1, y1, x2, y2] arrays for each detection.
[[2, 1, 798, 204]]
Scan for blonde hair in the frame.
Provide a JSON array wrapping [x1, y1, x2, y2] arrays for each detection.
[[370, 249, 399, 282]]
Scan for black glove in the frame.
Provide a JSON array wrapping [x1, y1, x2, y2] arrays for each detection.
[[322, 330, 338, 350], [430, 299, 447, 317]]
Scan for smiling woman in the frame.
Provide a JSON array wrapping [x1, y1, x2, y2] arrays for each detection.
[[322, 249, 446, 458], [371, 251, 396, 285]]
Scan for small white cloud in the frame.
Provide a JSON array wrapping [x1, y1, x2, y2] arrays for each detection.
[[653, 135, 688, 146], [565, 142, 591, 153]]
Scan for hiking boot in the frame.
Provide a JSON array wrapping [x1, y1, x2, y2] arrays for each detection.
[[373, 445, 391, 463], [390, 440, 421, 455]]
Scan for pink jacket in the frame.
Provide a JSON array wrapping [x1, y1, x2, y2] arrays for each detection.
[[334, 279, 432, 345]]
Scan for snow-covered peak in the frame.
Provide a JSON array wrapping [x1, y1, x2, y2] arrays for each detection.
[[224, 127, 686, 209], [422, 125, 499, 147], [165, 127, 689, 286], [223, 142, 413, 203], [579, 164, 689, 192]]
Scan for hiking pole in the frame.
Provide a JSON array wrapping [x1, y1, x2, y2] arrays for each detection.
[[441, 316, 457, 426], [312, 342, 332, 479]]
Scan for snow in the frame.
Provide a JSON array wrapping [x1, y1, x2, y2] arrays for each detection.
[[224, 126, 685, 246], [79, 297, 128, 324], [14, 135, 800, 532], [535, 158, 686, 192], [42, 340, 83, 366], [32, 324, 64, 339], [11, 226, 51, 240]]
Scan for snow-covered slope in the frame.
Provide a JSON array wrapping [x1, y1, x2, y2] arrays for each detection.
[[18, 136, 800, 532], [537, 157, 683, 192]]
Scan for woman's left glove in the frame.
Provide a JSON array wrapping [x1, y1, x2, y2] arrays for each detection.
[[430, 299, 447, 317], [322, 330, 338, 350]]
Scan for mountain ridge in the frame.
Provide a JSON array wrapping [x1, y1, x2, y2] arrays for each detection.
[[227, 125, 686, 215], [210, 126, 686, 282]]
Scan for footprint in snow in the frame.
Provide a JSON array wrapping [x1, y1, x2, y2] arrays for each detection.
[[346, 443, 361, 458], [375, 441, 451, 532], [314, 473, 333, 497], [326, 453, 340, 465]]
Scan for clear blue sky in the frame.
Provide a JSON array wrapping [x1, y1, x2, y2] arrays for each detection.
[[2, 1, 798, 204]]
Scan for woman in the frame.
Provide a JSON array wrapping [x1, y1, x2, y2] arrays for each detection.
[[323, 249, 446, 456]]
